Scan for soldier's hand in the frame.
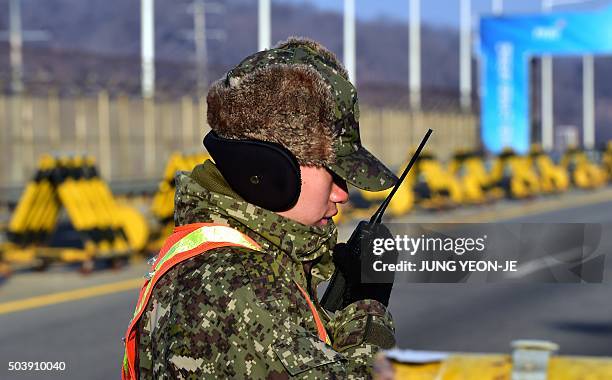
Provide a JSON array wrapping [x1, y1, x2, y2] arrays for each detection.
[[332, 221, 397, 308]]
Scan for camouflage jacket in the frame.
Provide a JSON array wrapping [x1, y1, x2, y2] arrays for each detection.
[[137, 160, 395, 379]]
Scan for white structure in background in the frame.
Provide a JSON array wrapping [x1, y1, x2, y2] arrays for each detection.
[[183, 1, 226, 95], [1, 0, 49, 94], [459, 0, 472, 110], [9, 0, 23, 94], [343, 0, 356, 84], [409, 0, 421, 110], [141, 0, 155, 98], [556, 125, 579, 151], [543, 0, 598, 150], [258, 0, 271, 50], [541, 0, 554, 151], [193, 0, 208, 95], [583, 54, 594, 149], [492, 0, 596, 150]]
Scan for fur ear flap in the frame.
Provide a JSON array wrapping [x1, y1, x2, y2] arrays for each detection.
[[207, 63, 337, 167]]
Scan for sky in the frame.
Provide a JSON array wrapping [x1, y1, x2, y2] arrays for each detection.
[[277, 0, 612, 28]]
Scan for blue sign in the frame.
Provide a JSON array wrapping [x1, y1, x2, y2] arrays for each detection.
[[479, 6, 612, 153]]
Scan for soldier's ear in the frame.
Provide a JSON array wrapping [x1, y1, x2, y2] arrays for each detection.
[[204, 131, 302, 211]]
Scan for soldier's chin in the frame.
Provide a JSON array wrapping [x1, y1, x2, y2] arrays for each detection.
[[317, 218, 331, 226]]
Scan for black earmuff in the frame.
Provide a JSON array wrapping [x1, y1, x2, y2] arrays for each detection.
[[203, 131, 301, 212]]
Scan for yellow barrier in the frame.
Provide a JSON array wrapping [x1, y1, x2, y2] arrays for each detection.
[[561, 147, 607, 189], [603, 141, 612, 179], [528, 144, 569, 194], [4, 155, 149, 267], [149, 152, 210, 251], [448, 150, 504, 205], [337, 145, 609, 224], [394, 354, 612, 379], [491, 148, 540, 199]]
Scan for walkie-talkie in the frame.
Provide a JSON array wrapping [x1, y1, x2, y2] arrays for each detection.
[[320, 129, 433, 312]]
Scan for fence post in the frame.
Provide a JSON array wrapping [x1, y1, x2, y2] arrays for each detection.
[[117, 94, 130, 179], [199, 95, 208, 138], [161, 100, 173, 159], [21, 95, 34, 175], [97, 90, 111, 179], [181, 96, 194, 153], [411, 110, 423, 149], [378, 108, 385, 163], [75, 95, 87, 154], [10, 94, 23, 184], [0, 93, 6, 185], [48, 89, 60, 151], [143, 96, 156, 178]]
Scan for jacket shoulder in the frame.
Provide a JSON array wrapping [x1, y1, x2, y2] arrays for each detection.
[[156, 245, 259, 294]]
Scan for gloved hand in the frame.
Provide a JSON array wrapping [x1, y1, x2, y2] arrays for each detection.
[[331, 221, 397, 309]]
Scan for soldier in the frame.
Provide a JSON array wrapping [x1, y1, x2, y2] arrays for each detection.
[[123, 37, 398, 379]]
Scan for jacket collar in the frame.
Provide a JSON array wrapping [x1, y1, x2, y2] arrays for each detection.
[[174, 160, 337, 270]]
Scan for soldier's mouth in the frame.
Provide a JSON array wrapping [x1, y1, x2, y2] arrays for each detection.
[[318, 212, 337, 225]]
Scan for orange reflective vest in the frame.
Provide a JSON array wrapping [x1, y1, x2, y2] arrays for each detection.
[[122, 223, 330, 380]]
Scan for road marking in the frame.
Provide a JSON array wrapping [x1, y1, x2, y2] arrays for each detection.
[[463, 190, 612, 223], [392, 188, 612, 224], [0, 278, 142, 316]]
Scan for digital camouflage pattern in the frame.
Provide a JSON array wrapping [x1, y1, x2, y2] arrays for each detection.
[[136, 161, 396, 379], [331, 112, 399, 192], [225, 40, 397, 192]]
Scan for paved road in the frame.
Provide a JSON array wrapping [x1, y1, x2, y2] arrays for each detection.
[[504, 199, 612, 223], [1, 194, 611, 379], [388, 199, 612, 356], [0, 265, 144, 380], [0, 290, 137, 380]]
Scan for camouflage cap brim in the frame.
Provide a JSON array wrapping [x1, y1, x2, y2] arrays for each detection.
[[328, 145, 398, 191]]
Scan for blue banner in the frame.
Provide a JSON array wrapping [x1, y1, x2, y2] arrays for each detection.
[[479, 6, 612, 153]]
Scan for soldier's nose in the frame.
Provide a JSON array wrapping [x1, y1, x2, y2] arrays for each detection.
[[330, 181, 349, 204]]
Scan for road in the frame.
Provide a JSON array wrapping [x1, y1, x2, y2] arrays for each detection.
[[1, 189, 611, 379], [0, 265, 144, 380], [387, 193, 612, 356]]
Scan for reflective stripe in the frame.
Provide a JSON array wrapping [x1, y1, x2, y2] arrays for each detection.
[[294, 281, 331, 345], [154, 225, 260, 271], [131, 225, 260, 320], [122, 223, 261, 380], [122, 223, 331, 379]]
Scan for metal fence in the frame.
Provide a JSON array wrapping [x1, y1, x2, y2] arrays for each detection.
[[359, 108, 478, 169], [0, 92, 478, 187]]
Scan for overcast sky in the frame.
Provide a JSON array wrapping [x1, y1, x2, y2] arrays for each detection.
[[277, 0, 612, 28]]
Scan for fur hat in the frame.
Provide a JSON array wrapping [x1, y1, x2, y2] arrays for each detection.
[[206, 37, 397, 191]]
